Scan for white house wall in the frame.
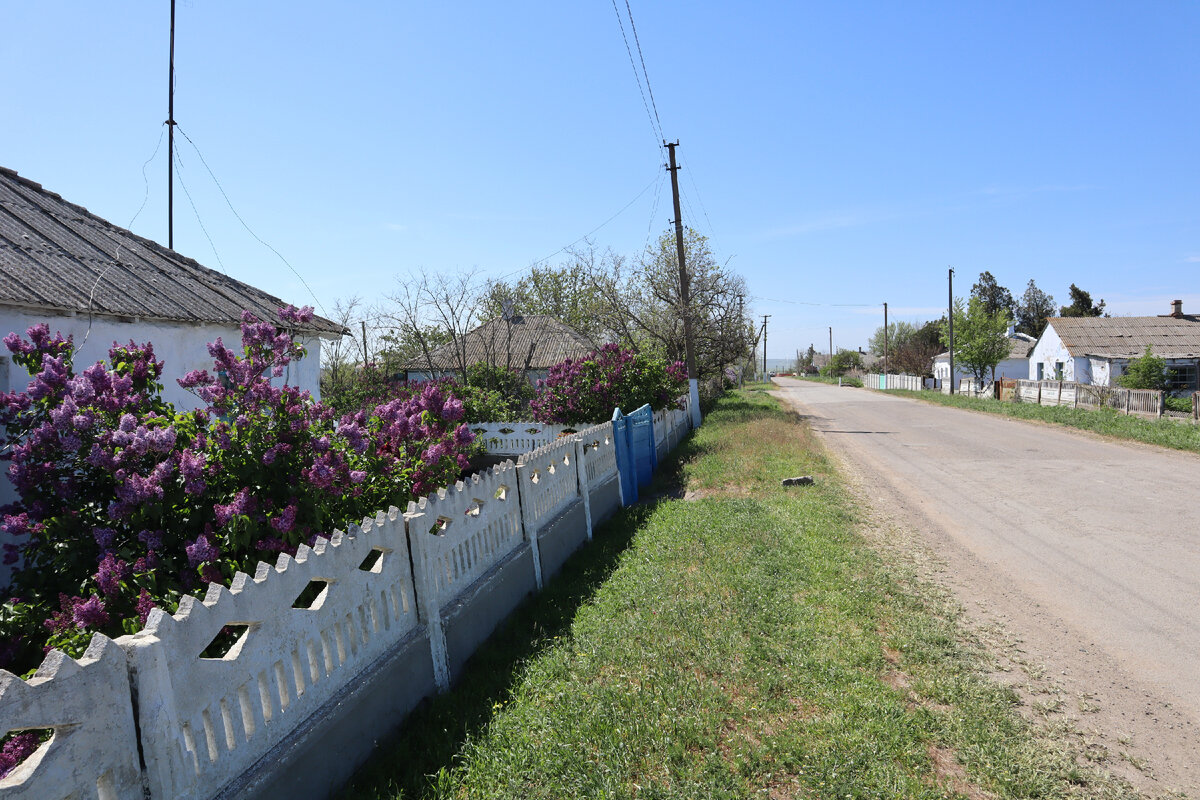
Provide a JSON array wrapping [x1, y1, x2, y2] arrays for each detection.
[[0, 309, 324, 410], [1028, 325, 1081, 382]]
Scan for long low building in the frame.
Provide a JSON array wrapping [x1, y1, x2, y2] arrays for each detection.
[[1028, 300, 1200, 392]]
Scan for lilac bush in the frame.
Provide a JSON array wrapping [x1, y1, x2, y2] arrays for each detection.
[[0, 307, 475, 677], [531, 344, 687, 425]]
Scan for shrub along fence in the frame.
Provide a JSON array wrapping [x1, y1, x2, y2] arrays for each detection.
[[0, 408, 693, 800]]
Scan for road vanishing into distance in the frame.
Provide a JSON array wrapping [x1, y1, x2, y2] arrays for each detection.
[[773, 377, 1200, 792]]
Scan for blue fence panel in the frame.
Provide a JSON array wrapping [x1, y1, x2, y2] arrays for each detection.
[[613, 405, 657, 506], [612, 407, 637, 504]]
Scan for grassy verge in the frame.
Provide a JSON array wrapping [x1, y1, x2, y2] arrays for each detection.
[[885, 388, 1200, 454], [341, 387, 1129, 799]]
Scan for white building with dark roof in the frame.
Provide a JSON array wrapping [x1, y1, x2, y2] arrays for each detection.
[[0, 166, 346, 410], [932, 327, 1037, 385], [1028, 300, 1200, 391]]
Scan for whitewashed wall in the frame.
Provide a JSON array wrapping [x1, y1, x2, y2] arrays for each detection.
[[0, 309, 325, 411], [1028, 324, 1082, 382]]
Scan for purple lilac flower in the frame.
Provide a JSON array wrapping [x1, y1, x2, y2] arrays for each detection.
[[214, 488, 253, 526], [138, 529, 164, 551], [71, 596, 109, 629], [135, 589, 156, 624], [0, 731, 43, 779], [185, 533, 220, 567], [95, 554, 130, 597], [92, 527, 117, 553]]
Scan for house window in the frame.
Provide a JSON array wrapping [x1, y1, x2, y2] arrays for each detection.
[[1054, 362, 1064, 380], [1167, 363, 1198, 391], [1037, 363, 1045, 380]]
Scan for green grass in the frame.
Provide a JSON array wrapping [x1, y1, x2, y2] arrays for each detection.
[[795, 374, 864, 387], [341, 386, 1129, 800], [886, 388, 1200, 454]]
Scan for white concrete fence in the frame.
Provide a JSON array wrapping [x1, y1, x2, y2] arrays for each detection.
[[1013, 379, 1181, 420], [0, 410, 694, 800]]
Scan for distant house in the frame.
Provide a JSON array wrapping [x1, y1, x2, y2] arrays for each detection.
[[402, 314, 595, 383], [0, 166, 346, 411], [1028, 301, 1200, 392], [932, 327, 1036, 385]]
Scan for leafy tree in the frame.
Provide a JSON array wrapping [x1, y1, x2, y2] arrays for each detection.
[[821, 349, 864, 377], [971, 271, 1015, 319], [940, 297, 1011, 382], [479, 262, 611, 349], [1015, 279, 1055, 337], [868, 321, 918, 360], [1060, 283, 1106, 317], [1116, 346, 1168, 391]]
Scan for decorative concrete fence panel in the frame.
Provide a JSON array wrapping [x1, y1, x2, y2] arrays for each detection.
[[0, 636, 142, 800], [468, 423, 573, 456], [122, 509, 419, 800], [577, 422, 618, 489], [404, 463, 525, 615], [517, 437, 581, 535]]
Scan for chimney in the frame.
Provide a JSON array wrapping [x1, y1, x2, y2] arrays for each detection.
[[1171, 299, 1184, 318]]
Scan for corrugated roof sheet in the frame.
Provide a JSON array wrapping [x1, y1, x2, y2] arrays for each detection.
[[405, 315, 595, 371], [1050, 315, 1200, 359], [0, 166, 345, 336]]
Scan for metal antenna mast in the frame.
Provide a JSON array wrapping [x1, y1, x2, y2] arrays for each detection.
[[167, 0, 177, 249]]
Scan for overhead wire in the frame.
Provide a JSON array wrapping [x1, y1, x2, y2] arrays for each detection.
[[623, 0, 663, 140], [609, 0, 663, 151], [749, 294, 880, 308], [175, 125, 327, 317], [494, 170, 662, 283]]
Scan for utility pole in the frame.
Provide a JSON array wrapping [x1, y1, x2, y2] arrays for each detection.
[[761, 314, 771, 376], [948, 267, 955, 395], [665, 141, 700, 426], [828, 327, 833, 372], [883, 302, 888, 376], [360, 320, 369, 366], [167, 0, 177, 250]]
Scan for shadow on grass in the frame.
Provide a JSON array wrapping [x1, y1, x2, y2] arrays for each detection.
[[339, 443, 696, 800]]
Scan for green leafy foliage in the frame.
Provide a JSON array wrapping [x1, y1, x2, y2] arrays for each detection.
[[941, 297, 1012, 382], [1116, 346, 1168, 391]]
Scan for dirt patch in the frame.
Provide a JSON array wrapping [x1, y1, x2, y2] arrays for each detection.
[[927, 745, 995, 800]]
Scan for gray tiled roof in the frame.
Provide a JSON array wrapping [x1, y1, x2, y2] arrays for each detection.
[[1050, 315, 1200, 359], [0, 166, 344, 336], [404, 315, 595, 371]]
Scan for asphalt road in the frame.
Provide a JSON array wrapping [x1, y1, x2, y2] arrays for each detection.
[[772, 377, 1200, 791]]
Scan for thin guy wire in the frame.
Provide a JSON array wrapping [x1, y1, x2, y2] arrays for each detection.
[[128, 125, 166, 229], [172, 148, 227, 273], [175, 125, 327, 317], [680, 157, 716, 238]]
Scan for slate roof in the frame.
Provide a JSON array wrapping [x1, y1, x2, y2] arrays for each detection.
[[404, 315, 595, 371], [1049, 315, 1200, 360], [0, 166, 344, 336]]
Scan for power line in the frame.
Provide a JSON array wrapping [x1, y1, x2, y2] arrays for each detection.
[[494, 170, 662, 282], [680, 156, 715, 237], [175, 125, 326, 317], [609, 0, 663, 149], [623, 0, 663, 139], [749, 294, 880, 308]]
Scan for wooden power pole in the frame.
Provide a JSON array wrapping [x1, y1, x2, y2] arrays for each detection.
[[167, 0, 177, 249], [665, 141, 700, 425], [883, 302, 888, 376], [761, 314, 771, 376]]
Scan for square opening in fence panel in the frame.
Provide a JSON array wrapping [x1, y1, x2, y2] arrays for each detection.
[[200, 624, 253, 660], [358, 548, 386, 573], [497, 427, 515, 435], [525, 427, 541, 434], [428, 516, 452, 536], [465, 499, 485, 517], [0, 728, 54, 781], [292, 580, 332, 610], [530, 470, 541, 485], [494, 485, 508, 501]]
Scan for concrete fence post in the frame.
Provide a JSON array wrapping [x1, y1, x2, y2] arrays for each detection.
[[514, 463, 544, 591], [403, 513, 452, 692], [1125, 389, 1132, 416], [573, 436, 593, 542]]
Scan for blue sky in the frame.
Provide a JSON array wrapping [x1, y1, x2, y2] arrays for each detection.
[[3, 2, 1198, 361]]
